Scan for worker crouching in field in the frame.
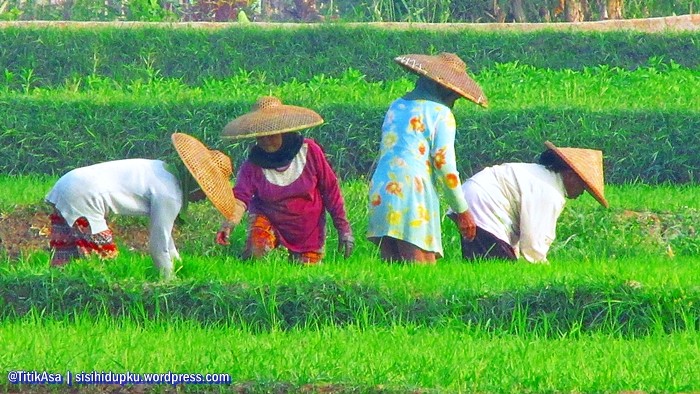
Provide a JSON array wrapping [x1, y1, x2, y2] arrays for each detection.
[[215, 96, 354, 264], [45, 133, 242, 279], [449, 141, 608, 263]]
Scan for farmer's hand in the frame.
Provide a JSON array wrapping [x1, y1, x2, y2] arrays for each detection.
[[216, 221, 233, 246], [456, 210, 477, 241], [338, 233, 355, 259], [216, 198, 246, 246]]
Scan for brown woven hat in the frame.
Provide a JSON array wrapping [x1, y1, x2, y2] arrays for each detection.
[[171, 132, 238, 221], [221, 96, 324, 139], [544, 141, 608, 208], [394, 52, 488, 107]]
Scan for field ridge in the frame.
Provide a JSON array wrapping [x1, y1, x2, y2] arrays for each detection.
[[1, 14, 699, 32], [2, 272, 699, 337]]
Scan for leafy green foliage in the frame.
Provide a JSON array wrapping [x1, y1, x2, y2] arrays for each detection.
[[1, 62, 699, 183], [3, 319, 699, 392], [1, 26, 700, 86]]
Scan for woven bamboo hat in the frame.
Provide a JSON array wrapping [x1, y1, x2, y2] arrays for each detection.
[[544, 141, 608, 208], [221, 96, 324, 139], [394, 52, 488, 107], [171, 132, 238, 221]]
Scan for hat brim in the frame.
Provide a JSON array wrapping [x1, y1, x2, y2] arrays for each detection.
[[544, 141, 608, 208], [394, 54, 488, 107], [221, 106, 324, 139], [172, 133, 238, 220]]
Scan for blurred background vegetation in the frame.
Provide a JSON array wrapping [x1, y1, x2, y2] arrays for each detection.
[[0, 0, 698, 23]]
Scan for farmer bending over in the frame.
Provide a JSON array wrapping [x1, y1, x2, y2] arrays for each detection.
[[45, 133, 243, 279], [448, 141, 608, 263]]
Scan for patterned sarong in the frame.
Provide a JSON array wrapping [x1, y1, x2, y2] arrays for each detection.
[[460, 226, 517, 261], [243, 213, 323, 264], [49, 210, 118, 266]]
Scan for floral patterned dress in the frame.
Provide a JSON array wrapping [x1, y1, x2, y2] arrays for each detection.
[[367, 98, 469, 257]]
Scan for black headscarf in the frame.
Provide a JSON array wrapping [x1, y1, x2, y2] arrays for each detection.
[[248, 132, 304, 169]]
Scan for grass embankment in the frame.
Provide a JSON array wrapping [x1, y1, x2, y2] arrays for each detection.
[[2, 26, 700, 85], [2, 257, 700, 337]]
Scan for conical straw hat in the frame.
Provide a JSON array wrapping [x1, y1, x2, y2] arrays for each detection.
[[394, 52, 488, 107], [171, 132, 238, 220], [221, 96, 324, 139], [544, 141, 608, 208]]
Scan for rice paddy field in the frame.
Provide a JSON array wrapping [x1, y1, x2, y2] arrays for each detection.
[[1, 174, 699, 393], [1, 21, 699, 394]]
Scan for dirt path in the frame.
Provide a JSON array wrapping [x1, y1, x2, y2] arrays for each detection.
[[0, 205, 152, 260], [0, 14, 699, 32]]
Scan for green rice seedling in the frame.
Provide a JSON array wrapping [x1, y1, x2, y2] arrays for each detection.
[[1, 176, 698, 336], [2, 69, 16, 92], [3, 231, 699, 296], [18, 68, 39, 94]]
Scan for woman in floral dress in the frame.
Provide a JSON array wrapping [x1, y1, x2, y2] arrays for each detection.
[[367, 52, 488, 263]]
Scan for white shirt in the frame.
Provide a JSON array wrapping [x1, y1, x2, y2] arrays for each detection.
[[460, 163, 567, 263], [46, 159, 183, 274]]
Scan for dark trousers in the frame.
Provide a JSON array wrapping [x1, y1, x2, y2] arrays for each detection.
[[460, 227, 517, 261]]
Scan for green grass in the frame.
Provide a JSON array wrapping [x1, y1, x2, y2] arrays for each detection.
[[3, 63, 699, 111], [3, 62, 699, 182], [1, 258, 699, 337], [5, 176, 699, 212], [0, 174, 55, 211], [1, 177, 698, 392], [2, 318, 699, 392], [4, 249, 700, 295]]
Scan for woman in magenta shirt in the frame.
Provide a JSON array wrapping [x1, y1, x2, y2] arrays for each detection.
[[216, 96, 354, 264]]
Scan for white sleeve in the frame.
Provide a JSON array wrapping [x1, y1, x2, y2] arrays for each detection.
[[168, 236, 181, 262], [518, 190, 565, 263], [148, 196, 182, 277]]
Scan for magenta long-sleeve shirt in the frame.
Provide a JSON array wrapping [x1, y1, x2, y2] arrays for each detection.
[[233, 138, 352, 253]]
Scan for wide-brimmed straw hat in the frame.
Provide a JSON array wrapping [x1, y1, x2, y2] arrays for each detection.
[[171, 132, 238, 220], [544, 141, 608, 208], [394, 52, 488, 107], [221, 96, 324, 139]]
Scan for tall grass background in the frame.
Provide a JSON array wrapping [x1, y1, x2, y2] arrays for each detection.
[[2, 61, 699, 183]]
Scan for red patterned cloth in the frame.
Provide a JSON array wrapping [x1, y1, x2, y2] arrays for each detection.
[[49, 210, 118, 266], [243, 213, 322, 264]]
